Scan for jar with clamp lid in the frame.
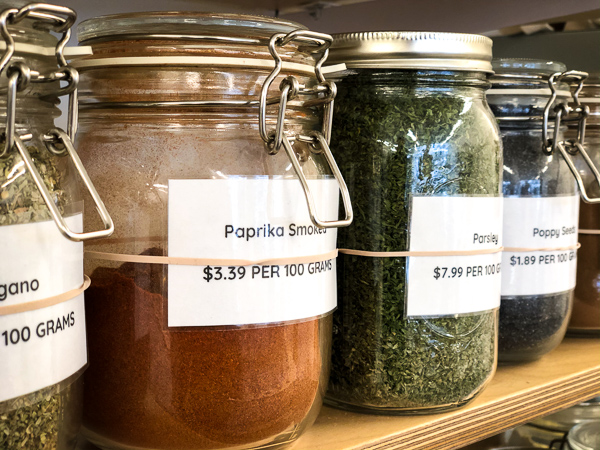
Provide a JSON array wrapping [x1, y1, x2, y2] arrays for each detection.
[[488, 60, 599, 361], [487, 59, 586, 362], [568, 73, 600, 334], [0, 3, 113, 450], [324, 31, 502, 414], [72, 12, 351, 450]]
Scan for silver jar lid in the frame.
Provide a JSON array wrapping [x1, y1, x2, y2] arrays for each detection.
[[328, 31, 493, 72]]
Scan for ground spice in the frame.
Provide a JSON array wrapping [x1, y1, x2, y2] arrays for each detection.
[[83, 248, 324, 450]]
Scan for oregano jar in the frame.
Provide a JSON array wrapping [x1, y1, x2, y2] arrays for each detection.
[[325, 32, 501, 413], [487, 59, 579, 361], [73, 12, 351, 450], [0, 3, 112, 449]]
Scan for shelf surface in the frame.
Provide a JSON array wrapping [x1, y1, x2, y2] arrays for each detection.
[[293, 337, 600, 450]]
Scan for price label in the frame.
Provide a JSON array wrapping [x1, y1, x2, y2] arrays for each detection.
[[0, 216, 83, 306], [201, 262, 334, 283], [432, 263, 501, 280], [406, 196, 503, 317], [203, 266, 247, 282], [0, 295, 87, 402], [502, 196, 578, 296], [502, 250, 577, 296], [167, 179, 338, 327], [0, 216, 86, 402]]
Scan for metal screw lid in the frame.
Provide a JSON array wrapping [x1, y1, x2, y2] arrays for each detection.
[[328, 31, 493, 72]]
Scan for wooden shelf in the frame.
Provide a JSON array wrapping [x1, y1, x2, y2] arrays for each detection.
[[293, 337, 600, 450], [77, 337, 599, 450]]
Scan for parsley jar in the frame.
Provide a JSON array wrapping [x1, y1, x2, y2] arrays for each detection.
[[73, 12, 351, 450], [488, 59, 579, 362], [0, 3, 112, 449], [569, 74, 600, 334], [325, 32, 501, 413]]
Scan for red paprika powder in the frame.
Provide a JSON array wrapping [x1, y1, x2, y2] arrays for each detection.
[[83, 250, 328, 449]]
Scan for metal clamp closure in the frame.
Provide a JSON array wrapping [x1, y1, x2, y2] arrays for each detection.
[[13, 131, 114, 241], [259, 29, 352, 229], [543, 70, 600, 204], [0, 3, 114, 239], [293, 132, 352, 228]]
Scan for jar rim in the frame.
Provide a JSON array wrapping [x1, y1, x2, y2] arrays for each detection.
[[489, 58, 571, 96], [77, 12, 307, 44], [327, 31, 493, 73], [0, 6, 59, 51], [492, 58, 567, 77], [567, 420, 600, 450]]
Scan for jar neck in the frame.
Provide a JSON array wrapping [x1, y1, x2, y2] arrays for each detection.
[[76, 65, 318, 105], [338, 69, 490, 97], [0, 95, 59, 132], [77, 106, 319, 132]]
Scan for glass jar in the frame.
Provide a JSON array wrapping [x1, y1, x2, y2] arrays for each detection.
[[324, 32, 501, 413], [502, 397, 600, 448], [0, 3, 112, 450], [74, 12, 350, 450], [567, 420, 600, 450], [487, 59, 579, 362], [569, 74, 600, 334]]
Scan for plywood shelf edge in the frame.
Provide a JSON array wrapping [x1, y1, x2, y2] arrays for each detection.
[[293, 337, 600, 450]]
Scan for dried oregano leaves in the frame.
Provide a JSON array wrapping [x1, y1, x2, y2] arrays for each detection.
[[0, 145, 68, 449], [0, 387, 61, 450], [0, 145, 67, 226], [328, 70, 500, 410]]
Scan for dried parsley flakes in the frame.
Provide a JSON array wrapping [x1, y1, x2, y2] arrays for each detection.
[[327, 70, 501, 412]]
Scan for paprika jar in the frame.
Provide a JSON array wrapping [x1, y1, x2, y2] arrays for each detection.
[[73, 12, 351, 450], [0, 3, 112, 450], [487, 59, 582, 362], [324, 32, 501, 413], [568, 74, 600, 334]]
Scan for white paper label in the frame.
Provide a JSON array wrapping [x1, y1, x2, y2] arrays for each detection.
[[406, 196, 503, 316], [501, 196, 579, 296], [0, 294, 87, 402], [0, 216, 86, 402], [168, 178, 338, 327]]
